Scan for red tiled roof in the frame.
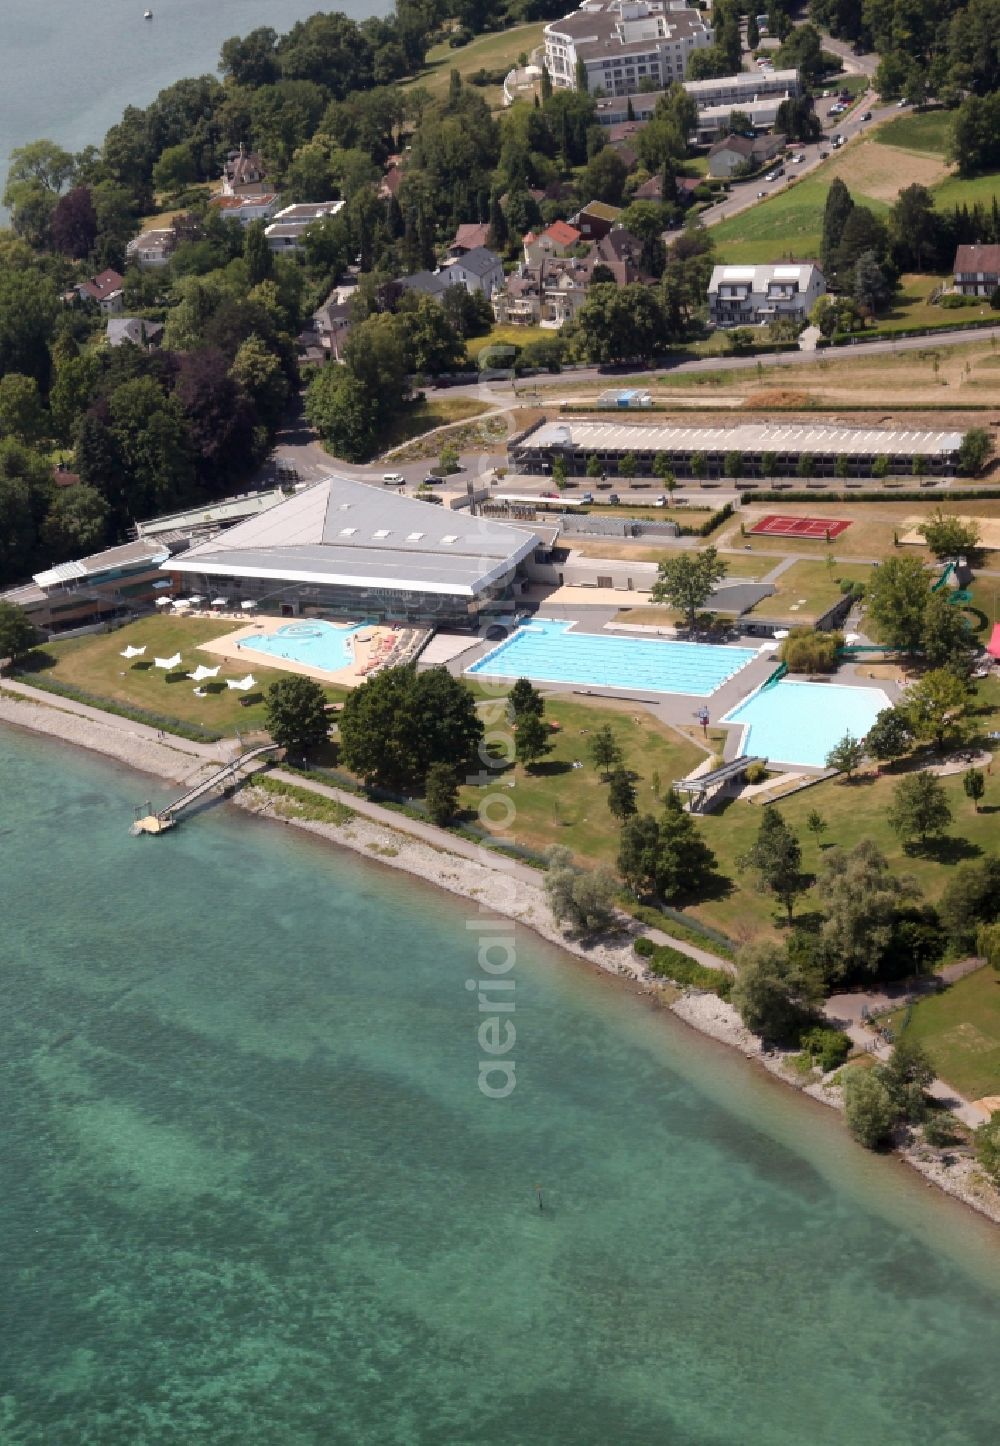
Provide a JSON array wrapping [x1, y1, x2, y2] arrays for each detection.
[[452, 222, 490, 251], [541, 220, 580, 247], [212, 193, 279, 211]]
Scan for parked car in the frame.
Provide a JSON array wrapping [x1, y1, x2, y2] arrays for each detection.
[[655, 495, 668, 507], [897, 97, 908, 107], [764, 169, 780, 181], [838, 89, 851, 101], [791, 153, 805, 164], [607, 492, 621, 505], [580, 491, 594, 503], [422, 473, 441, 485], [382, 472, 404, 485], [756, 189, 767, 198], [860, 111, 872, 121], [540, 490, 559, 499]]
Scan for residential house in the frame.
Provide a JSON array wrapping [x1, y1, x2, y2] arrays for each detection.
[[448, 222, 491, 257], [378, 156, 405, 200], [631, 173, 701, 206], [222, 145, 269, 197], [707, 133, 784, 179], [523, 220, 581, 266], [126, 226, 179, 270], [75, 268, 125, 313], [493, 256, 590, 327], [587, 228, 654, 285], [106, 317, 164, 348], [53, 463, 80, 489], [573, 201, 622, 241], [544, 2, 713, 97], [708, 262, 825, 327], [954, 244, 1000, 297], [211, 192, 282, 227], [438, 246, 504, 298], [264, 200, 345, 253], [307, 297, 354, 362]]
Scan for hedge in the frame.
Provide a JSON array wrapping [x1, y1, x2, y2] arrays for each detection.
[[10, 671, 225, 742], [739, 487, 1000, 505], [676, 501, 734, 537], [645, 944, 732, 998], [827, 316, 1000, 344]]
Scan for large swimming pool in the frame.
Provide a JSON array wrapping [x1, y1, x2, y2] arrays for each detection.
[[467, 619, 757, 697], [724, 679, 892, 768], [236, 619, 370, 673]]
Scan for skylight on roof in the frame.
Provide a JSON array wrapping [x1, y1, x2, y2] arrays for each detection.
[[339, 527, 357, 536], [441, 534, 459, 544], [406, 532, 424, 541], [373, 529, 390, 539]]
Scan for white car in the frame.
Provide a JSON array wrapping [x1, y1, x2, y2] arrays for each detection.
[[897, 97, 909, 107], [382, 472, 405, 486]]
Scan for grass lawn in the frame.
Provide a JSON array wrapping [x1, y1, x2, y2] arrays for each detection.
[[873, 110, 954, 156], [380, 396, 491, 451], [931, 170, 1000, 210], [710, 173, 888, 265], [884, 967, 1000, 1100], [21, 617, 347, 736], [467, 324, 551, 360], [460, 695, 705, 865], [874, 273, 957, 332], [745, 559, 873, 624], [405, 22, 548, 106]]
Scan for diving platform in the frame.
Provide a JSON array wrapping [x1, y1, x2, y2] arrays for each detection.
[[675, 755, 767, 813]]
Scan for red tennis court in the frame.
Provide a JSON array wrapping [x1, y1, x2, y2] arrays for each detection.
[[748, 514, 852, 540]]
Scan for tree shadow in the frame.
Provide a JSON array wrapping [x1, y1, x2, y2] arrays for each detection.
[[14, 648, 57, 673], [527, 759, 573, 778], [903, 834, 982, 863]]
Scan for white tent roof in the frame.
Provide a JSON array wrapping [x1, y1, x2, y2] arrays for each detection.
[[153, 653, 182, 670], [187, 664, 220, 682]]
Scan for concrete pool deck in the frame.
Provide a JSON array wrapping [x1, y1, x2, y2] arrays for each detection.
[[198, 616, 402, 687]]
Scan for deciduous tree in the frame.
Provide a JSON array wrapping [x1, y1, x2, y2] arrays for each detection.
[[264, 675, 330, 757], [737, 808, 805, 923], [888, 771, 953, 849], [651, 546, 727, 629]]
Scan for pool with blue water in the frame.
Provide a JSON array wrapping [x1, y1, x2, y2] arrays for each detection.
[[467, 619, 757, 697], [724, 679, 891, 768], [236, 619, 371, 673]]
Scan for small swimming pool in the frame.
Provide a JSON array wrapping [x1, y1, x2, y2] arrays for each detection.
[[467, 619, 757, 697], [723, 680, 892, 768], [236, 620, 370, 673]]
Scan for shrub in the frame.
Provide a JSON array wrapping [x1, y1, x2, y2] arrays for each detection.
[[843, 1065, 900, 1148], [744, 761, 768, 784], [779, 628, 843, 673], [634, 936, 657, 958], [923, 1112, 960, 1148], [799, 1026, 851, 1072]]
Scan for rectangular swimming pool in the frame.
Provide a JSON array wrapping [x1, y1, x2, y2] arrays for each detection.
[[723, 679, 892, 768], [236, 620, 370, 674], [467, 619, 758, 697]]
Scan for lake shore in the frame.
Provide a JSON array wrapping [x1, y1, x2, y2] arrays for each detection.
[[2, 683, 998, 1226]]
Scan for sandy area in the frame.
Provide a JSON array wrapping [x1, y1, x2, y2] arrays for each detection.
[[823, 139, 948, 203], [898, 514, 1000, 550], [2, 684, 998, 1226]]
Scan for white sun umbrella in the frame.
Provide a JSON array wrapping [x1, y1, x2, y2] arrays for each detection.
[[773, 629, 790, 640], [211, 597, 228, 608], [187, 664, 220, 683], [153, 652, 182, 670], [226, 673, 257, 691], [120, 645, 146, 659], [240, 599, 257, 611], [844, 632, 860, 644], [155, 597, 172, 608], [172, 597, 191, 609], [187, 594, 205, 605]]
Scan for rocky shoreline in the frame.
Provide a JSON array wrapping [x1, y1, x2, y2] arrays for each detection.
[[2, 685, 998, 1227]]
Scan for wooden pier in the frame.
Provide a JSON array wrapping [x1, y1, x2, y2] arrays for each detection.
[[131, 744, 279, 835]]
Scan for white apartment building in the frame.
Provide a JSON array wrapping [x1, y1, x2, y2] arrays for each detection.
[[683, 68, 800, 110], [708, 263, 826, 327], [264, 201, 345, 253], [544, 0, 713, 97]]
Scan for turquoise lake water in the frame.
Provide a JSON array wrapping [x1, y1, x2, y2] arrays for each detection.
[[724, 679, 892, 767], [468, 620, 758, 697], [3, 724, 1000, 1443]]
